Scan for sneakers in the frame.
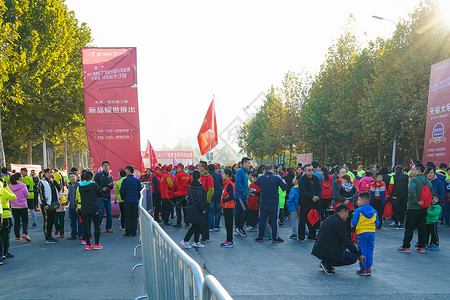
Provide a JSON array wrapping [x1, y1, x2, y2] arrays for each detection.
[[15, 238, 22, 242], [298, 238, 306, 243], [200, 238, 209, 244], [214, 228, 220, 231], [5, 253, 14, 258], [272, 238, 284, 243], [94, 244, 103, 250], [180, 240, 192, 249], [429, 245, 440, 251], [81, 240, 87, 245], [31, 223, 37, 229], [85, 245, 94, 251], [397, 247, 410, 254], [106, 229, 114, 233], [60, 234, 64, 238], [54, 230, 59, 235], [23, 234, 31, 242], [45, 239, 56, 244], [255, 237, 263, 243], [235, 228, 247, 237], [209, 228, 214, 232], [263, 235, 272, 241], [319, 261, 335, 275], [0, 257, 3, 265], [192, 242, 205, 248], [356, 269, 370, 276], [389, 221, 396, 226], [417, 247, 426, 254], [247, 227, 256, 232], [289, 234, 298, 239], [220, 241, 234, 247]]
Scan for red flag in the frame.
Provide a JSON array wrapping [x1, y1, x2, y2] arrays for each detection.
[[409, 158, 415, 170], [145, 140, 158, 168], [140, 155, 146, 174], [197, 99, 218, 156], [64, 161, 67, 171]]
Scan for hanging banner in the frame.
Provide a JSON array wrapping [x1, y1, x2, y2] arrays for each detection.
[[423, 58, 450, 165], [82, 47, 141, 180]]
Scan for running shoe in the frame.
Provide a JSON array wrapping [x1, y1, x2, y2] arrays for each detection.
[[417, 247, 425, 254], [429, 245, 440, 251], [31, 223, 37, 229], [180, 240, 192, 249], [81, 240, 86, 245], [356, 269, 370, 276], [289, 234, 298, 239], [397, 246, 410, 254], [45, 239, 56, 244], [54, 230, 59, 235], [214, 228, 220, 231], [272, 238, 284, 243], [85, 245, 94, 251], [60, 234, 64, 238], [15, 238, 22, 242], [255, 237, 263, 243], [22, 234, 31, 242], [192, 242, 205, 248], [220, 241, 234, 248], [0, 257, 3, 265], [94, 244, 103, 250], [319, 262, 335, 275]]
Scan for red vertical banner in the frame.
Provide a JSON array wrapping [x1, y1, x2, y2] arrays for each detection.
[[423, 58, 450, 165], [81, 47, 141, 179]]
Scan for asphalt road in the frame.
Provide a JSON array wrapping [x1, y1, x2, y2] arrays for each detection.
[[2, 212, 449, 300]]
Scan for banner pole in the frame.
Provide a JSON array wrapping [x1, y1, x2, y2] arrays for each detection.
[[209, 95, 214, 157]]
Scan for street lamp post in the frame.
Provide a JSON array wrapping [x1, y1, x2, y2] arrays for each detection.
[[372, 15, 397, 26]]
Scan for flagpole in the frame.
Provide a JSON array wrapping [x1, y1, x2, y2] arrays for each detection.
[[209, 95, 215, 158]]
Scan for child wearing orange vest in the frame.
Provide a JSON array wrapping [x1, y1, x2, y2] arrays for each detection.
[[220, 168, 235, 248]]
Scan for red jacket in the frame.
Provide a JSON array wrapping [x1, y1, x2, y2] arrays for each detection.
[[160, 172, 177, 199], [174, 170, 190, 197], [320, 175, 333, 199], [221, 179, 235, 209], [248, 182, 261, 210], [199, 172, 214, 202]]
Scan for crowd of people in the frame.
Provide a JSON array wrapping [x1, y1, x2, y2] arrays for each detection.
[[147, 158, 449, 276], [0, 161, 144, 265], [0, 157, 448, 277]]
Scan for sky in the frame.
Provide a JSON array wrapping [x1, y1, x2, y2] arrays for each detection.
[[65, 0, 428, 153]]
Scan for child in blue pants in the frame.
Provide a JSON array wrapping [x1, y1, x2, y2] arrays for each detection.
[[352, 192, 379, 276]]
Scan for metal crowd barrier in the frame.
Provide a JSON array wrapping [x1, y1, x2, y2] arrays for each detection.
[[135, 183, 232, 300]]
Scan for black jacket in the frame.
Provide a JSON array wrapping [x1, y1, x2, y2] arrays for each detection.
[[311, 213, 360, 261], [298, 175, 322, 207], [94, 171, 114, 199], [185, 182, 207, 225], [79, 181, 103, 215], [391, 173, 409, 199]]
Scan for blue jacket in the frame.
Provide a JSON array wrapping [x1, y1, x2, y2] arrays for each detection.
[[431, 177, 445, 203], [211, 171, 223, 200], [286, 186, 299, 212], [120, 175, 142, 203], [255, 172, 287, 209], [352, 204, 380, 235], [313, 171, 324, 182], [235, 167, 249, 200]]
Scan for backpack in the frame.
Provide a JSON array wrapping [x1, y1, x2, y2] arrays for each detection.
[[418, 178, 432, 208]]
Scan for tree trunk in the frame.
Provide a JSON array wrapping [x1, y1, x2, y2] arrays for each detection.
[[324, 144, 328, 166], [0, 108, 6, 168], [415, 135, 420, 161], [289, 145, 293, 168], [377, 138, 381, 167], [27, 140, 33, 164], [51, 143, 57, 169]]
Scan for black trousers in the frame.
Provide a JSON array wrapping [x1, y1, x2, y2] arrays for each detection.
[[402, 208, 427, 248], [319, 198, 331, 221], [174, 196, 187, 224], [119, 202, 125, 229], [298, 203, 320, 240], [184, 224, 201, 243], [200, 204, 210, 240], [42, 205, 56, 240], [124, 202, 138, 235], [223, 208, 234, 242], [235, 198, 249, 230], [82, 213, 101, 246], [162, 198, 174, 222], [425, 222, 439, 246], [1, 218, 12, 255], [153, 193, 162, 221], [393, 196, 407, 224], [12, 208, 28, 238], [248, 209, 259, 228]]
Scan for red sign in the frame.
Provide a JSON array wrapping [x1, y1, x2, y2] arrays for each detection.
[[423, 58, 450, 165], [155, 151, 194, 160], [297, 153, 313, 165], [82, 47, 141, 179]]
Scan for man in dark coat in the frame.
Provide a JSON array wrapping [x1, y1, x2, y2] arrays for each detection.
[[311, 204, 365, 275], [298, 164, 322, 241]]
